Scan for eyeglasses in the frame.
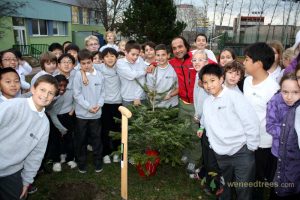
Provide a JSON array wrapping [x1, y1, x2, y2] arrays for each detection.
[[2, 58, 18, 62], [192, 58, 207, 63], [61, 61, 73, 64], [88, 43, 99, 46]]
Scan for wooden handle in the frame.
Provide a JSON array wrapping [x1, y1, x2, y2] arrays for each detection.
[[119, 106, 132, 119], [119, 106, 131, 200]]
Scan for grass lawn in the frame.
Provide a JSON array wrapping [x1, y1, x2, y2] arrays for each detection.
[[27, 158, 215, 200]]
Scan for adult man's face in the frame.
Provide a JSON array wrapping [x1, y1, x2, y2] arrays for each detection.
[[171, 38, 187, 60]]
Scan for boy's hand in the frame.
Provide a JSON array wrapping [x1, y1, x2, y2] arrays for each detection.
[[20, 185, 28, 199], [89, 106, 100, 113], [164, 94, 171, 100], [68, 109, 74, 116], [80, 69, 89, 85], [133, 99, 141, 106], [197, 127, 204, 138], [146, 62, 157, 73]]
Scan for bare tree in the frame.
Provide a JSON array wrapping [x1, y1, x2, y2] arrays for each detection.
[[227, 0, 234, 27], [176, 4, 202, 41], [292, 1, 300, 40], [0, 0, 27, 38], [281, 0, 295, 46], [266, 0, 280, 41], [81, 0, 129, 31], [253, 0, 266, 42]]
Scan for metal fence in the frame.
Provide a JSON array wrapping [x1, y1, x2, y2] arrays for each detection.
[[12, 44, 49, 59]]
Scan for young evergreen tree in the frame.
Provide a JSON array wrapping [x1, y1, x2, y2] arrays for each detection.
[[118, 0, 186, 44]]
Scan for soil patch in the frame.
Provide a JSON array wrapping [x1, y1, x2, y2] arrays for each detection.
[[49, 181, 111, 200]]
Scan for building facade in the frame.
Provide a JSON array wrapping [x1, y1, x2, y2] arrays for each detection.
[[0, 0, 105, 51]]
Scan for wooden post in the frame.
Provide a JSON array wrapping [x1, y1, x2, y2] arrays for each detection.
[[119, 106, 132, 200]]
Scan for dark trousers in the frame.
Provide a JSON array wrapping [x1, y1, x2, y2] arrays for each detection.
[[0, 171, 23, 200], [254, 148, 277, 200], [75, 118, 102, 168], [201, 130, 221, 174], [48, 113, 75, 163], [101, 103, 121, 156], [214, 145, 255, 200]]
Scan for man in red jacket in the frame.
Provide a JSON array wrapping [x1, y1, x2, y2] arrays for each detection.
[[169, 36, 200, 173]]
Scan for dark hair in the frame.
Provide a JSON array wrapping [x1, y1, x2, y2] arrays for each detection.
[[39, 52, 57, 70], [55, 74, 68, 84], [92, 51, 102, 59], [78, 49, 93, 62], [224, 61, 245, 81], [58, 53, 75, 64], [12, 49, 22, 59], [143, 41, 156, 51], [48, 43, 63, 52], [65, 43, 79, 53], [118, 51, 125, 57], [102, 47, 118, 58], [33, 74, 59, 92], [279, 73, 298, 87], [0, 49, 17, 65], [171, 36, 190, 53], [199, 63, 223, 81], [63, 41, 72, 47], [218, 48, 237, 63], [244, 42, 275, 71], [195, 33, 207, 42], [0, 67, 20, 80], [125, 40, 141, 52], [155, 44, 170, 54]]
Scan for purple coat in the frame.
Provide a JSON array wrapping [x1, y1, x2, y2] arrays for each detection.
[[284, 53, 300, 74], [266, 92, 289, 157], [274, 100, 300, 196]]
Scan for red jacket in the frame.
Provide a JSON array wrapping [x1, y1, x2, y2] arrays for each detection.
[[169, 52, 196, 103]]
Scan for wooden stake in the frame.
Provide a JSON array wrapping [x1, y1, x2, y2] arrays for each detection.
[[119, 106, 132, 200]]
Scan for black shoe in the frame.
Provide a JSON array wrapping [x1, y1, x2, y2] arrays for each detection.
[[78, 165, 87, 174], [95, 161, 103, 173]]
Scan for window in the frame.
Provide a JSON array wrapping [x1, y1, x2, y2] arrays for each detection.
[[72, 6, 79, 24], [32, 19, 48, 35], [53, 21, 67, 35], [82, 8, 89, 25]]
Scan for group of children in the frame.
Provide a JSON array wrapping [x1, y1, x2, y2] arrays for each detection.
[[0, 29, 300, 200]]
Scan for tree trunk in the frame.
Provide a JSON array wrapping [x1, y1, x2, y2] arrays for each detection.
[[266, 0, 280, 42]]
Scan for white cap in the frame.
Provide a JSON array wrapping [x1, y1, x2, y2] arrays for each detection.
[[293, 30, 300, 49]]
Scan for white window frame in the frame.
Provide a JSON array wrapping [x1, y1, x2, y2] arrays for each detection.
[[53, 21, 67, 36], [32, 19, 48, 36]]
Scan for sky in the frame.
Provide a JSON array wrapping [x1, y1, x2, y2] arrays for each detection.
[[176, 0, 300, 27]]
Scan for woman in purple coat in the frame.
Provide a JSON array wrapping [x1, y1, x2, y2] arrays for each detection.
[[266, 73, 300, 199]]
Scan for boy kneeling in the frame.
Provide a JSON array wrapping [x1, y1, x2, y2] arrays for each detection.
[[198, 64, 260, 200]]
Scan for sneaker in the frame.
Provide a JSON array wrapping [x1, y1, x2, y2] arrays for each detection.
[[189, 168, 201, 179], [186, 163, 196, 174], [27, 184, 38, 194], [60, 154, 66, 163], [87, 144, 93, 151], [67, 161, 77, 169], [129, 157, 135, 165], [103, 155, 111, 164], [52, 163, 62, 172], [181, 156, 188, 164], [113, 154, 119, 163], [95, 162, 103, 173], [78, 167, 87, 174]]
